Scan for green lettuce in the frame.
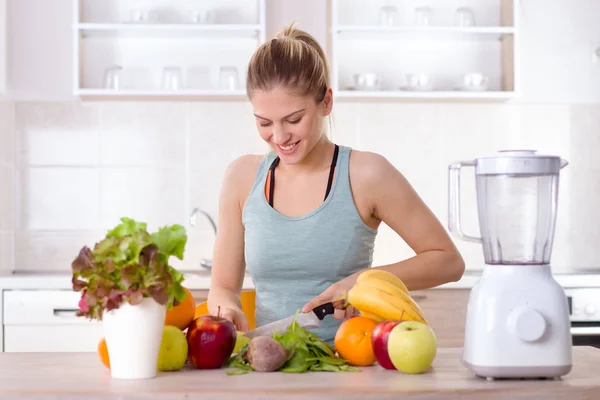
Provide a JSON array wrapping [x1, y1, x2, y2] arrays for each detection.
[[71, 217, 188, 320]]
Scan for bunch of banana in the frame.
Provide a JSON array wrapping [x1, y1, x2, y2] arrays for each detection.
[[347, 269, 428, 324]]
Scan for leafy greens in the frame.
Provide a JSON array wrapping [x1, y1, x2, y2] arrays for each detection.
[[226, 311, 359, 375], [71, 217, 188, 320]]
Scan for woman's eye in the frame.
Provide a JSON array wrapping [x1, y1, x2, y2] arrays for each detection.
[[288, 118, 302, 124], [259, 121, 272, 127]]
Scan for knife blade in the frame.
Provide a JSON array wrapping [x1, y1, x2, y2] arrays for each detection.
[[244, 302, 336, 339]]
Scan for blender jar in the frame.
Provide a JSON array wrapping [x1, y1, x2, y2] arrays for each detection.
[[448, 150, 568, 265]]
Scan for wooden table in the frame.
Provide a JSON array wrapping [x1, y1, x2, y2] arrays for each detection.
[[0, 347, 599, 399]]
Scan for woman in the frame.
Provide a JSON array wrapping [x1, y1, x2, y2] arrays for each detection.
[[207, 23, 465, 343]]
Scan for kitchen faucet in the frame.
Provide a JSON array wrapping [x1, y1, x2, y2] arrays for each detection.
[[189, 207, 217, 270]]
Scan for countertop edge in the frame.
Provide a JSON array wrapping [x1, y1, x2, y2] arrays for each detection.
[[0, 271, 598, 291]]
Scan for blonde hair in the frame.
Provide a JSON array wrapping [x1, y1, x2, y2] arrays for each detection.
[[246, 22, 330, 103]]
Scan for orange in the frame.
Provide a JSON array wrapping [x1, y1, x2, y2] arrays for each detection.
[[165, 287, 196, 331], [334, 316, 378, 366], [97, 338, 110, 369]]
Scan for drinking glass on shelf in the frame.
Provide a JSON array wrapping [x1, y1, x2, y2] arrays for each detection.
[[219, 66, 239, 91], [162, 66, 183, 90], [190, 9, 217, 24], [129, 9, 159, 24], [103, 65, 123, 90], [455, 7, 476, 27], [414, 7, 432, 26], [378, 6, 399, 26]]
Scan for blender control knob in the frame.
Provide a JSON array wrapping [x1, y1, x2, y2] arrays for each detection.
[[584, 304, 597, 316], [508, 307, 547, 342]]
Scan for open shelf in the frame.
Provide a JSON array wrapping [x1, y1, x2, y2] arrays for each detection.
[[72, 0, 266, 100], [330, 0, 520, 101], [75, 88, 247, 100], [76, 23, 263, 39]]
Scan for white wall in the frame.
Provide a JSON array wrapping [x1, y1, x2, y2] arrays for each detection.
[[1, 0, 600, 276]]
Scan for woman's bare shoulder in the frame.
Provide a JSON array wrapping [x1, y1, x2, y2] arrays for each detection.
[[348, 149, 400, 185], [221, 154, 267, 207]]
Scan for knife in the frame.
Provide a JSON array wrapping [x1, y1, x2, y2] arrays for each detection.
[[244, 302, 336, 339]]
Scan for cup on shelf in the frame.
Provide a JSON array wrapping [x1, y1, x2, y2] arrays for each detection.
[[455, 7, 476, 27], [103, 65, 123, 90], [129, 9, 159, 24], [354, 73, 382, 91], [459, 73, 489, 91], [162, 66, 183, 90], [190, 9, 217, 24], [378, 6, 399, 26], [400, 73, 433, 91], [414, 7, 432, 26], [219, 66, 239, 91]]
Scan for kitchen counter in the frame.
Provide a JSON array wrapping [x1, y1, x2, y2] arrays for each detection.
[[1, 270, 599, 291], [0, 347, 599, 399]]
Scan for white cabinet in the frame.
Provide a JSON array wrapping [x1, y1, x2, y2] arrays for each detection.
[[518, 0, 600, 103], [3, 290, 103, 352], [0, 0, 6, 94], [330, 0, 519, 101], [73, 0, 267, 100]]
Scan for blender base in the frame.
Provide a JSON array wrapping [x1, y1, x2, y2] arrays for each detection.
[[461, 264, 573, 380]]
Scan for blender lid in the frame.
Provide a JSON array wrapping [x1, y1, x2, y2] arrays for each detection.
[[475, 149, 568, 175]]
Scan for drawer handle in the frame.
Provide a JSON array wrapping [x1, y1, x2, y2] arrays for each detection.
[[53, 309, 79, 318]]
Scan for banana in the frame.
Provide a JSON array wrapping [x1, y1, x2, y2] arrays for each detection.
[[355, 279, 427, 322], [348, 282, 427, 324], [358, 309, 385, 322], [356, 269, 409, 295]]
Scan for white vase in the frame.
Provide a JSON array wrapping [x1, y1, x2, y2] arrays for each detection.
[[102, 297, 166, 380]]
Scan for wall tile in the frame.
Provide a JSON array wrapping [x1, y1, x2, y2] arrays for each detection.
[[0, 101, 15, 164], [0, 231, 13, 273], [99, 167, 186, 232], [14, 230, 103, 272], [329, 102, 359, 148], [15, 102, 101, 166], [99, 102, 187, 167], [569, 104, 600, 171], [19, 167, 100, 231], [0, 166, 14, 231], [188, 101, 267, 171]]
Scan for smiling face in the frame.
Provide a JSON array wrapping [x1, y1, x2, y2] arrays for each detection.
[[251, 87, 333, 165]]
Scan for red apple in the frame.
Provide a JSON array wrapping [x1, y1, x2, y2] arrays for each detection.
[[186, 309, 237, 369], [371, 320, 400, 369]]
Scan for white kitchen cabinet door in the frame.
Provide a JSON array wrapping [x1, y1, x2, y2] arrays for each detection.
[[3, 290, 104, 352], [0, 0, 6, 94], [519, 0, 600, 103]]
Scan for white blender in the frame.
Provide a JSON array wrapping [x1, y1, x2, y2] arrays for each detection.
[[448, 150, 573, 380]]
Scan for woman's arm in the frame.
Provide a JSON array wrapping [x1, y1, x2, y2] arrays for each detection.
[[302, 151, 464, 314], [352, 151, 465, 290], [206, 155, 259, 330]]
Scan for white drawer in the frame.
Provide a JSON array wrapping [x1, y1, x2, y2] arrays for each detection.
[[4, 325, 104, 352], [3, 290, 101, 326]]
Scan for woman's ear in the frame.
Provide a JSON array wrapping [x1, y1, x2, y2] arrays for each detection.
[[322, 88, 334, 116]]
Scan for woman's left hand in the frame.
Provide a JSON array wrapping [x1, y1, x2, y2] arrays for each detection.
[[301, 279, 357, 320]]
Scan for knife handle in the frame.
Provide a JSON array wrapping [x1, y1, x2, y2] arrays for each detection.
[[312, 302, 335, 320]]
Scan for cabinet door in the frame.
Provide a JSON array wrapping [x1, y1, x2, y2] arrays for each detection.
[[0, 0, 6, 94], [520, 0, 600, 103], [3, 290, 103, 352]]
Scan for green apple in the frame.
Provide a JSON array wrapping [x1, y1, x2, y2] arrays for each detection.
[[387, 321, 437, 374], [157, 325, 188, 371], [234, 331, 251, 354]]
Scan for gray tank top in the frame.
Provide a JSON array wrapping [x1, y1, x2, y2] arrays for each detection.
[[242, 145, 378, 343]]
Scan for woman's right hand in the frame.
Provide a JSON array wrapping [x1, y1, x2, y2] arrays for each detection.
[[220, 307, 250, 332]]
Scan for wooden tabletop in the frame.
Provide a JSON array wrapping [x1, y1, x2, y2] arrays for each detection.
[[0, 347, 599, 399]]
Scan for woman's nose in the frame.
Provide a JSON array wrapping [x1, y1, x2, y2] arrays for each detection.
[[272, 125, 290, 145]]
